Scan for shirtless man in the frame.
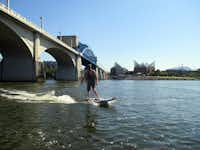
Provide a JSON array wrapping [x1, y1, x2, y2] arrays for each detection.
[[81, 64, 100, 98]]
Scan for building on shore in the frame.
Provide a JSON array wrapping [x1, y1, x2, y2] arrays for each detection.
[[134, 61, 155, 75], [110, 63, 128, 76]]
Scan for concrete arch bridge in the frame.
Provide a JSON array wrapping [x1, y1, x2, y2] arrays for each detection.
[[0, 3, 106, 81]]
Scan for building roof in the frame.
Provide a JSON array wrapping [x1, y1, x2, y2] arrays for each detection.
[[134, 61, 155, 68]]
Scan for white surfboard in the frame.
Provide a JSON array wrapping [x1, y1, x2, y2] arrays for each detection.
[[87, 97, 116, 107]]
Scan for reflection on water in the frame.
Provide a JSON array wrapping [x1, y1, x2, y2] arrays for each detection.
[[0, 80, 200, 149]]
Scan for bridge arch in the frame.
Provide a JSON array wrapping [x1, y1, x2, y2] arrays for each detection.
[[43, 48, 76, 80], [0, 21, 34, 81]]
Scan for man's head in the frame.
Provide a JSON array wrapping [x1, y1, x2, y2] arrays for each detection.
[[87, 64, 92, 70]]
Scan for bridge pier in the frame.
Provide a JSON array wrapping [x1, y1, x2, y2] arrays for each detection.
[[103, 72, 107, 80], [34, 33, 45, 81], [100, 70, 104, 80], [75, 56, 82, 80], [98, 69, 103, 80], [96, 68, 99, 80], [96, 68, 107, 80]]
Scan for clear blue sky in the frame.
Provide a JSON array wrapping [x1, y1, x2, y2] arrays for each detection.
[[4, 0, 200, 71]]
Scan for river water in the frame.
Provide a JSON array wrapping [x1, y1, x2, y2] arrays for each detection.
[[0, 80, 200, 150]]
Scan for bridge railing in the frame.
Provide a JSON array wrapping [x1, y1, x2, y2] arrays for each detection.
[[0, 2, 40, 30]]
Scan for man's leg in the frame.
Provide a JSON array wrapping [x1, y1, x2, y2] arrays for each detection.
[[91, 81, 99, 98], [92, 87, 100, 98], [87, 83, 90, 98]]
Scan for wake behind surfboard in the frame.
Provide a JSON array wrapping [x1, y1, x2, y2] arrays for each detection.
[[87, 97, 116, 107]]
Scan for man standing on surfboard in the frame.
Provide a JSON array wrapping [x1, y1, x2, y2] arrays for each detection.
[[81, 64, 100, 98]]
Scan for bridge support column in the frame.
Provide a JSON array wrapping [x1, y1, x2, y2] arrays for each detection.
[[99, 69, 103, 80], [75, 56, 82, 80], [33, 33, 44, 81], [103, 72, 105, 80], [103, 72, 107, 80], [101, 70, 104, 80], [96, 67, 99, 80], [98, 69, 101, 80]]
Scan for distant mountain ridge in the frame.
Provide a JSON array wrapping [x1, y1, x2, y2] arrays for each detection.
[[167, 66, 192, 71]]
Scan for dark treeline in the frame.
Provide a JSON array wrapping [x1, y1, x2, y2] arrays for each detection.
[[43, 61, 57, 79], [150, 69, 200, 78]]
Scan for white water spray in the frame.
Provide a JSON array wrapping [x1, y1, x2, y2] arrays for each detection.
[[0, 88, 76, 104]]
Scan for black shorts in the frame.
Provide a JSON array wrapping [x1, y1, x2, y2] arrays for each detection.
[[87, 80, 96, 92]]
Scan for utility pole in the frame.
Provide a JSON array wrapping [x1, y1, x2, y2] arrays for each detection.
[[6, 0, 10, 9]]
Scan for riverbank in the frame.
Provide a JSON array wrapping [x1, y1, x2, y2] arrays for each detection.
[[110, 75, 199, 80]]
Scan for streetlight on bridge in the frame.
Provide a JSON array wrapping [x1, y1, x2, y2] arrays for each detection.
[[40, 16, 43, 29], [6, 0, 10, 9], [58, 32, 62, 40]]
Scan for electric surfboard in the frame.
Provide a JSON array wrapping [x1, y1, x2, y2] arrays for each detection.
[[87, 97, 116, 107]]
